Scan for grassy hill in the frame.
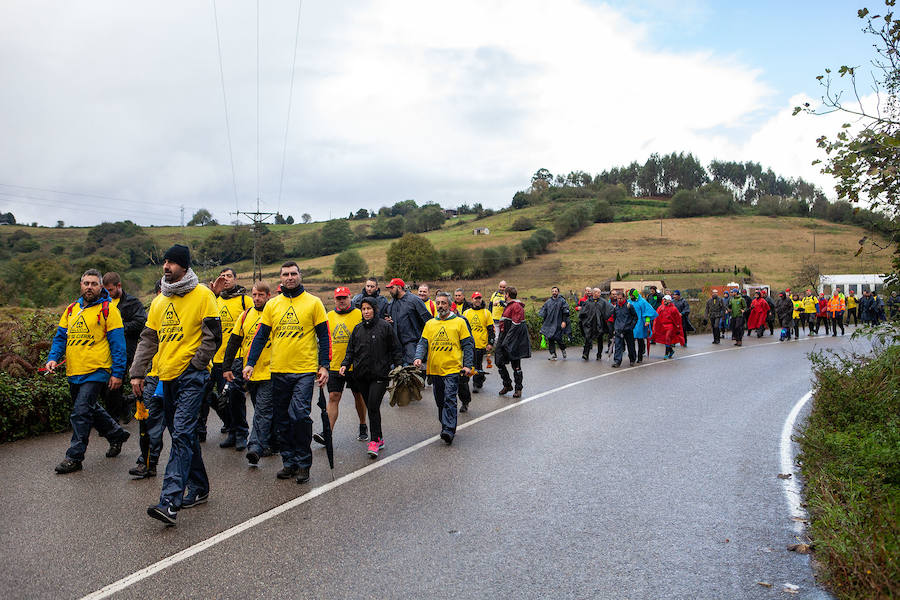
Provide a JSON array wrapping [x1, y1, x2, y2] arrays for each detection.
[[0, 205, 892, 309]]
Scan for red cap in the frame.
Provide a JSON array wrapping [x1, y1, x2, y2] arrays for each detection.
[[334, 287, 351, 298], [387, 278, 405, 288], [471, 292, 482, 299]]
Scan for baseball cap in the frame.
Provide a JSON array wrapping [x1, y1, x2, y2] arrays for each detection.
[[334, 287, 351, 298], [388, 278, 405, 288], [471, 292, 482, 299]]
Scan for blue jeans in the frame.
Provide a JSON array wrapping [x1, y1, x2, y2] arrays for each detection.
[[66, 380, 126, 461], [431, 374, 459, 435], [137, 376, 165, 466], [159, 368, 209, 509], [247, 380, 274, 455], [271, 373, 315, 469]]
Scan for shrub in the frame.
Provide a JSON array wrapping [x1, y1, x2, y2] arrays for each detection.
[[332, 250, 368, 282], [385, 234, 442, 281], [511, 216, 535, 231], [592, 199, 615, 222]]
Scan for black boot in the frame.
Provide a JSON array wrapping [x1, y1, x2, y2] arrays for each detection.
[[512, 369, 523, 398]]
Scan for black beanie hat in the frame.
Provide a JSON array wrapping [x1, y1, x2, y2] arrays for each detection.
[[163, 244, 191, 270], [359, 296, 379, 311]]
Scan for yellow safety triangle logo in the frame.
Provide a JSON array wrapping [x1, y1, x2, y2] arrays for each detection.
[[279, 306, 300, 325], [162, 303, 180, 326], [433, 327, 451, 343], [69, 315, 90, 334], [332, 323, 351, 343]]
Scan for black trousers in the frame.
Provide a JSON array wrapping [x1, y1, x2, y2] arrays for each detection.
[[498, 359, 522, 390], [732, 316, 745, 342], [356, 377, 389, 442], [815, 316, 830, 334], [582, 331, 605, 358], [613, 331, 636, 364], [845, 307, 858, 326], [472, 348, 486, 388]]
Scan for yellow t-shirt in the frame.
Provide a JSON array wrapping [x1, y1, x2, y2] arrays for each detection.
[[421, 314, 472, 376], [146, 285, 219, 381], [260, 291, 328, 374], [58, 300, 124, 377], [234, 307, 271, 381], [421, 298, 436, 317], [490, 291, 505, 321], [463, 307, 492, 349], [792, 300, 802, 320], [214, 293, 251, 363], [845, 295, 857, 309], [801, 296, 817, 314], [327, 308, 362, 372]]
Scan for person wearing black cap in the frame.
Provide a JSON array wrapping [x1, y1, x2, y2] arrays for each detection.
[[130, 244, 223, 525]]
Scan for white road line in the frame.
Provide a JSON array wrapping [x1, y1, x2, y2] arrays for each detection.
[[781, 391, 813, 533], [80, 334, 820, 600]]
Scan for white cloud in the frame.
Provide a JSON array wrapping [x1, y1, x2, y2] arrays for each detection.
[[0, 0, 850, 226]]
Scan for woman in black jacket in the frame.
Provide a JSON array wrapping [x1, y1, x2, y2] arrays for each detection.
[[340, 297, 402, 458]]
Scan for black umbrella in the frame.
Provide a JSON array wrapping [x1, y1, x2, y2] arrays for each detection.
[[317, 386, 335, 479]]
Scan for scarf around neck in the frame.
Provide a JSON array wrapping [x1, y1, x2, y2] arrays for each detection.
[[161, 268, 199, 297]]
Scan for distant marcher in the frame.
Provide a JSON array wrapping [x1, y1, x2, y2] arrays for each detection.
[[221, 281, 276, 466], [341, 297, 402, 459], [385, 278, 434, 365], [579, 288, 612, 361], [727, 291, 748, 346], [628, 289, 657, 363], [496, 286, 530, 398], [47, 269, 130, 474], [414, 291, 474, 445], [775, 291, 794, 341], [873, 292, 886, 323], [610, 290, 638, 367], [645, 286, 663, 311], [651, 295, 685, 359], [888, 291, 899, 320], [762, 290, 776, 335], [815, 293, 830, 335], [748, 291, 769, 338], [102, 271, 147, 423], [489, 280, 508, 338], [539, 286, 569, 360], [417, 284, 437, 317], [859, 289, 876, 325], [827, 291, 845, 336], [671, 290, 693, 346], [801, 290, 817, 334], [575, 286, 592, 311], [844, 290, 858, 326], [351, 277, 388, 318], [451, 288, 472, 314], [704, 289, 726, 344], [791, 293, 803, 339], [313, 287, 368, 445], [462, 292, 495, 397]]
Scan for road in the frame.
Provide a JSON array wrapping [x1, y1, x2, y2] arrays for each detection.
[[1, 331, 863, 599]]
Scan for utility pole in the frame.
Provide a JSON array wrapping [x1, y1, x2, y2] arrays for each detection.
[[233, 196, 276, 282], [180, 205, 185, 228]]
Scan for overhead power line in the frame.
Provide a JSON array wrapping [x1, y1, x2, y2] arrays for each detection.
[[212, 0, 240, 214], [277, 0, 304, 214]]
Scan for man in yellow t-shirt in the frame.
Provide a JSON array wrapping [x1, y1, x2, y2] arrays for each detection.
[[489, 280, 508, 334], [414, 291, 474, 445], [463, 292, 495, 396], [223, 281, 275, 465], [209, 267, 252, 450], [242, 261, 330, 485], [314, 287, 368, 445], [46, 269, 130, 474], [130, 244, 222, 525], [418, 284, 437, 317], [845, 289, 859, 326]]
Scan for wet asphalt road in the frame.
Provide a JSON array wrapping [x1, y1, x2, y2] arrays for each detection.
[[1, 331, 864, 599]]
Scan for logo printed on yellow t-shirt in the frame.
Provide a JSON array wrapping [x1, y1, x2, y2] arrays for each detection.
[[220, 305, 233, 322], [67, 314, 95, 346], [332, 322, 351, 344], [280, 306, 300, 325], [160, 302, 185, 342], [163, 303, 180, 326], [432, 326, 453, 352]]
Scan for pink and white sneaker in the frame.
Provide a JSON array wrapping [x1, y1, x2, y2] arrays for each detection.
[[367, 438, 384, 458]]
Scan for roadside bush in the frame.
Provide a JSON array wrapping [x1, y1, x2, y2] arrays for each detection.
[[0, 310, 72, 442], [592, 199, 615, 222], [385, 234, 442, 281], [797, 344, 900, 599]]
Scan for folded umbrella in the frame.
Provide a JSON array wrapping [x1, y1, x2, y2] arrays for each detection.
[[316, 386, 335, 478]]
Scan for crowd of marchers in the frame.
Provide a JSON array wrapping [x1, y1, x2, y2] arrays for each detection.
[[44, 243, 899, 526]]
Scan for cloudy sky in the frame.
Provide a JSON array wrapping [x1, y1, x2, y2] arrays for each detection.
[[0, 0, 879, 226]]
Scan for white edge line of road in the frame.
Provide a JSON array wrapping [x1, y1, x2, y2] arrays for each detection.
[[781, 391, 813, 534], [80, 335, 821, 600]]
